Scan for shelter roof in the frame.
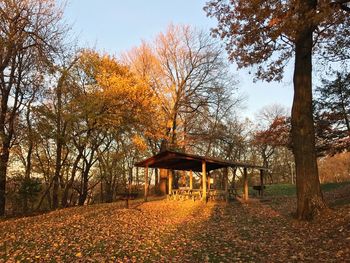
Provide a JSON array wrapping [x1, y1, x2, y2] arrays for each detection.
[[134, 150, 268, 172]]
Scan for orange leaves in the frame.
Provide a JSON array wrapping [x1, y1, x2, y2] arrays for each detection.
[[253, 116, 291, 147], [1, 194, 350, 261], [76, 49, 162, 137], [132, 135, 148, 152]]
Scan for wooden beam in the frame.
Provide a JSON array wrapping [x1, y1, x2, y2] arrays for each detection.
[[260, 169, 264, 197], [189, 170, 193, 190], [224, 167, 228, 202], [202, 160, 207, 202], [144, 165, 148, 202], [243, 167, 248, 201]]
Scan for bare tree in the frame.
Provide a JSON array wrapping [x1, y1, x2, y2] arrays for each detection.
[[0, 0, 65, 215]]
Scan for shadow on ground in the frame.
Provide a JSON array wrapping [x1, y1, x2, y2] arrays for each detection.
[[1, 190, 349, 262]]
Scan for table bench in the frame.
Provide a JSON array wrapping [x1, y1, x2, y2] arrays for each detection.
[[252, 185, 266, 196]]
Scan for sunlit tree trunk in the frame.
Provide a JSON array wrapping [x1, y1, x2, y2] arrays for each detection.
[[292, 0, 326, 219]]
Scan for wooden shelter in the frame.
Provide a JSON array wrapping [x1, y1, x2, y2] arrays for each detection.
[[134, 150, 268, 202]]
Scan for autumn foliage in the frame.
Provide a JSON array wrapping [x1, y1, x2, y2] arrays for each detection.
[[253, 117, 291, 148], [1, 186, 350, 261]]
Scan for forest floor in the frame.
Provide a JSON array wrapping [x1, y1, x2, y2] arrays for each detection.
[[1, 183, 350, 262]]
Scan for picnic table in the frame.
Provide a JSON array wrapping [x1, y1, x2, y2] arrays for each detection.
[[169, 188, 202, 201], [169, 189, 227, 201]]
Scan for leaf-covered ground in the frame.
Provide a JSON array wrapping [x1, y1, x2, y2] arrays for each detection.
[[1, 186, 350, 262]]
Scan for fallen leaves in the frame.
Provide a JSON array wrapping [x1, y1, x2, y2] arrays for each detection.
[[0, 191, 349, 262]]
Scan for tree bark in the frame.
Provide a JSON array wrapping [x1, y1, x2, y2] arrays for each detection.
[[0, 146, 9, 216], [78, 168, 90, 206], [292, 1, 326, 219], [0, 68, 18, 216], [61, 151, 82, 207], [52, 73, 65, 209], [78, 155, 94, 206], [23, 104, 34, 213], [104, 180, 113, 203]]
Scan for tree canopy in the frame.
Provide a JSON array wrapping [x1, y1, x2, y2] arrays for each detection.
[[315, 70, 350, 155], [204, 0, 350, 219]]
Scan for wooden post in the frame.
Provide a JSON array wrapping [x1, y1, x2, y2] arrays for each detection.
[[189, 170, 193, 190], [224, 167, 229, 202], [202, 160, 207, 202], [136, 167, 139, 187], [168, 170, 173, 196], [243, 167, 248, 201], [260, 169, 264, 197], [157, 168, 160, 184], [126, 167, 132, 208], [159, 168, 167, 195], [144, 166, 148, 202], [207, 173, 211, 190]]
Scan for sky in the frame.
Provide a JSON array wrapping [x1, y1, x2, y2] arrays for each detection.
[[63, 0, 294, 119]]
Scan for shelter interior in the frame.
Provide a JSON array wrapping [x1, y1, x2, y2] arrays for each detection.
[[135, 150, 268, 202]]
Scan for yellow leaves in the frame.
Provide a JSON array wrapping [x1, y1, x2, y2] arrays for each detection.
[[132, 135, 147, 152], [1, 197, 350, 261], [74, 48, 164, 136]]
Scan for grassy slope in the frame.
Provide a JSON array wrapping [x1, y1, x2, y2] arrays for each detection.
[[258, 181, 350, 197]]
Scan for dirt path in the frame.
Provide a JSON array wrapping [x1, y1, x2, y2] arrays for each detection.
[[0, 198, 349, 262]]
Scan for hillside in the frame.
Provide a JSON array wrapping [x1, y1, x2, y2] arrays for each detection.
[[1, 184, 350, 262]]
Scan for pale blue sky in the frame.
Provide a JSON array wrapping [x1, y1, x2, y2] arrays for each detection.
[[64, 0, 294, 119]]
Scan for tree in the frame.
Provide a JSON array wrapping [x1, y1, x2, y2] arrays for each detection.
[[71, 50, 158, 204], [253, 105, 291, 170], [125, 24, 241, 191], [318, 152, 350, 182], [253, 110, 291, 183], [125, 25, 238, 150], [205, 0, 350, 219], [0, 0, 65, 216], [314, 71, 350, 155]]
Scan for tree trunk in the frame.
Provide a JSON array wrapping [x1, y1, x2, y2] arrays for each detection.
[[0, 147, 9, 216], [23, 105, 34, 213], [52, 75, 64, 209], [78, 168, 89, 206], [52, 137, 62, 209], [78, 156, 94, 206], [36, 177, 54, 211], [292, 3, 326, 219], [61, 152, 82, 207], [0, 87, 11, 216], [104, 180, 113, 203]]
